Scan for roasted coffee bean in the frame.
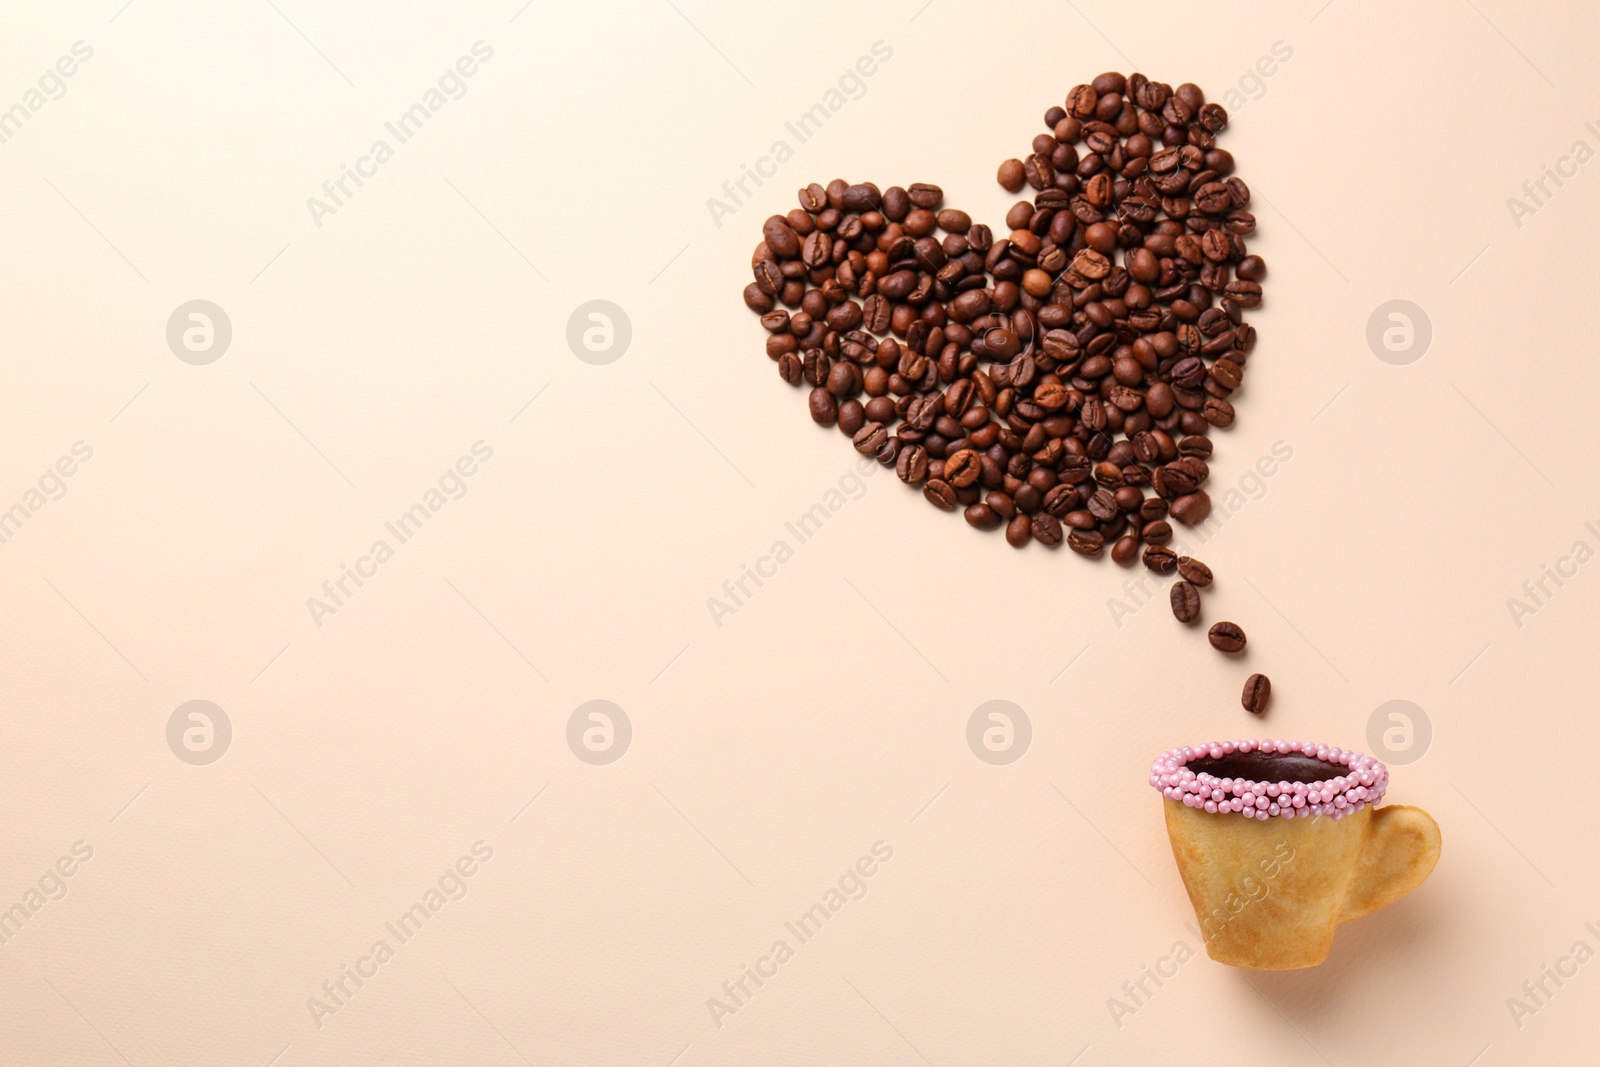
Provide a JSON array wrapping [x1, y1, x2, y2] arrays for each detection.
[[1158, 462, 1198, 497], [907, 182, 943, 209], [881, 185, 910, 219], [808, 387, 837, 426], [1024, 154, 1054, 190], [802, 230, 833, 268], [1141, 519, 1172, 545], [754, 260, 783, 295], [1224, 280, 1262, 308], [826, 360, 861, 398], [862, 294, 891, 333], [1203, 398, 1235, 427], [1169, 580, 1201, 623], [763, 215, 801, 259], [1176, 556, 1212, 586], [1032, 512, 1064, 546], [896, 444, 929, 484], [842, 182, 882, 211], [1067, 528, 1104, 556], [1142, 544, 1177, 574], [1210, 358, 1243, 390], [1236, 255, 1266, 282], [1170, 356, 1205, 389], [1111, 534, 1139, 564], [965, 503, 1002, 529], [1208, 621, 1246, 652], [803, 350, 832, 387], [865, 396, 896, 423], [998, 158, 1026, 193], [1171, 491, 1212, 525], [1087, 488, 1119, 521], [983, 491, 1014, 520], [743, 283, 775, 314], [1241, 673, 1271, 714], [923, 478, 957, 510], [853, 421, 888, 455], [945, 448, 981, 487], [1006, 512, 1033, 547]]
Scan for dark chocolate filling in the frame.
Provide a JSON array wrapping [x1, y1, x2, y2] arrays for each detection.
[[1185, 751, 1341, 784]]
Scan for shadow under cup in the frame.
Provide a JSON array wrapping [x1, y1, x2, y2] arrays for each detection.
[[1156, 744, 1441, 970]]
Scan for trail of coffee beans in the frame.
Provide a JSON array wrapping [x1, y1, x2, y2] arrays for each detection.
[[742, 72, 1269, 715]]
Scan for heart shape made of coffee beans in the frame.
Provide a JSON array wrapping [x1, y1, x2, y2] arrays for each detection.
[[743, 72, 1267, 696]]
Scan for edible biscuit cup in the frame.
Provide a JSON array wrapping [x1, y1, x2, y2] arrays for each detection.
[[1151, 739, 1441, 970]]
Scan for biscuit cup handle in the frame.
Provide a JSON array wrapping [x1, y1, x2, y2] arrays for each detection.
[[1342, 805, 1441, 922]]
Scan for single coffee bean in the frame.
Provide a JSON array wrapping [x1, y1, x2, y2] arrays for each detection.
[[1157, 464, 1196, 497], [1210, 358, 1243, 390], [945, 448, 981, 487], [1141, 519, 1173, 545], [802, 230, 833, 268], [923, 479, 957, 510], [826, 359, 860, 398], [896, 444, 929, 484], [1169, 580, 1201, 623], [1032, 512, 1064, 547], [808, 387, 837, 426], [965, 503, 1001, 530], [837, 399, 866, 436], [803, 349, 831, 386], [1176, 556, 1213, 586], [865, 395, 896, 424], [1087, 488, 1119, 521], [1142, 545, 1177, 574], [1111, 534, 1138, 564], [853, 421, 888, 455], [998, 158, 1026, 193], [1043, 484, 1077, 517], [907, 182, 943, 209], [1174, 456, 1210, 485], [1236, 255, 1266, 281], [1005, 512, 1033, 547], [842, 182, 882, 211], [1170, 356, 1205, 388], [1170, 491, 1212, 525], [861, 294, 891, 333], [762, 215, 801, 259], [1067, 528, 1104, 556], [1208, 621, 1246, 652], [1241, 673, 1271, 714], [742, 283, 775, 314]]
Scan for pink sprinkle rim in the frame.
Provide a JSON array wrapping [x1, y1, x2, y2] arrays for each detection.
[[1149, 739, 1389, 821]]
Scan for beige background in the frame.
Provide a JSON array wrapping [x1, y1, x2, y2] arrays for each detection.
[[2, 1, 1596, 1064]]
